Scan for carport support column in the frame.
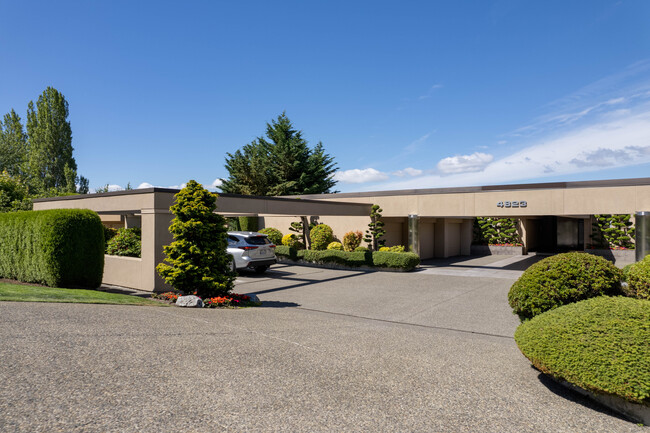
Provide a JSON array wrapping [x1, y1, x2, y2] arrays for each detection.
[[635, 211, 650, 262], [408, 214, 420, 256], [141, 208, 174, 292]]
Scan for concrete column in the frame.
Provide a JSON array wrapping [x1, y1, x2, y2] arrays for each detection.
[[141, 209, 174, 292], [635, 211, 650, 262], [408, 214, 420, 256]]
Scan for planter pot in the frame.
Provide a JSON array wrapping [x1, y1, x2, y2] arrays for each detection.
[[470, 245, 525, 256]]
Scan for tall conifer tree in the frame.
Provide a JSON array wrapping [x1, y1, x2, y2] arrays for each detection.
[[26, 87, 77, 192], [221, 113, 337, 196], [0, 110, 28, 177]]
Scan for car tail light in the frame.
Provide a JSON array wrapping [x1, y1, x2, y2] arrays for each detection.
[[269, 244, 276, 248], [238, 246, 259, 250]]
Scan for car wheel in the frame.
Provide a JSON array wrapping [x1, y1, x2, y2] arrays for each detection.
[[230, 260, 237, 273], [254, 265, 269, 274]]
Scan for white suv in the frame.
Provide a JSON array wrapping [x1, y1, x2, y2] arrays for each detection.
[[227, 231, 277, 274]]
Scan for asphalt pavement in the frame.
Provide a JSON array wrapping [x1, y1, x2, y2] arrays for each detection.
[[0, 262, 644, 432]]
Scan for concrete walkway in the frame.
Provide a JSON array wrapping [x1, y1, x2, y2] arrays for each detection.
[[0, 265, 643, 432]]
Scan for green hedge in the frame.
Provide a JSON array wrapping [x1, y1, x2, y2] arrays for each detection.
[[0, 209, 105, 288], [515, 296, 650, 404], [508, 252, 622, 321], [623, 257, 650, 300], [275, 246, 420, 271]]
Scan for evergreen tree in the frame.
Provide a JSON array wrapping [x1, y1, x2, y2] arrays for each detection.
[[221, 113, 337, 196], [0, 110, 28, 177], [26, 87, 77, 193], [156, 180, 235, 298]]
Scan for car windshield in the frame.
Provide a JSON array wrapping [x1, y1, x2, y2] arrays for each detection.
[[245, 236, 271, 245]]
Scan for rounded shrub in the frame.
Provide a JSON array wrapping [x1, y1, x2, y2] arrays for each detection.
[[515, 296, 650, 404], [354, 246, 368, 252], [623, 257, 650, 300], [342, 230, 363, 252], [259, 227, 283, 245], [106, 228, 141, 257], [310, 224, 333, 250], [508, 252, 623, 321], [281, 233, 301, 249], [327, 241, 343, 251]]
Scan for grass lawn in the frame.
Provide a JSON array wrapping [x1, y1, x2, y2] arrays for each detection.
[[0, 282, 167, 306]]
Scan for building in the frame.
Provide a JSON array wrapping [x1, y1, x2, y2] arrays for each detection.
[[33, 177, 650, 292]]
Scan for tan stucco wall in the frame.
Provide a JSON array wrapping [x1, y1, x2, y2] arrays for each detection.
[[104, 255, 143, 288], [304, 184, 650, 218]]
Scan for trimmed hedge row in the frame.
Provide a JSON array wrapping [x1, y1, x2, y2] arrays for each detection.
[[514, 296, 650, 404], [0, 209, 104, 288], [275, 245, 420, 271], [508, 252, 622, 321]]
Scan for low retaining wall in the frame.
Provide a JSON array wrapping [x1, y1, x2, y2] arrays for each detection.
[[585, 249, 635, 267], [470, 245, 525, 256], [103, 255, 143, 289]]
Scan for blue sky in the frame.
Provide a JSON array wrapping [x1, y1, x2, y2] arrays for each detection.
[[1, 0, 649, 193]]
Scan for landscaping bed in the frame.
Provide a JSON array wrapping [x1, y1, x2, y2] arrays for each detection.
[[274, 246, 420, 272], [470, 244, 525, 255], [154, 291, 261, 308]]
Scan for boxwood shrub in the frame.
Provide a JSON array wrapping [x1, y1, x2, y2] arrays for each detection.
[[310, 224, 334, 250], [514, 296, 649, 404], [623, 257, 650, 300], [508, 252, 623, 321], [274, 246, 420, 271], [0, 209, 105, 288]]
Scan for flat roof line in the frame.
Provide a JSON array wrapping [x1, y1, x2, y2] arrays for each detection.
[[31, 188, 370, 208], [295, 177, 650, 199]]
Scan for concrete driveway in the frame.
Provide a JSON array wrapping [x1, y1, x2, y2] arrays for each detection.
[[0, 263, 643, 432]]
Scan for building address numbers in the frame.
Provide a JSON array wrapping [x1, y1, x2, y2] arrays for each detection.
[[497, 201, 527, 208]]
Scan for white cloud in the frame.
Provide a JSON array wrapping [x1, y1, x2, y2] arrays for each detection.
[[107, 184, 123, 192], [365, 107, 650, 191], [334, 168, 389, 184], [137, 182, 154, 189], [392, 167, 423, 177], [436, 152, 494, 174], [212, 178, 223, 188]]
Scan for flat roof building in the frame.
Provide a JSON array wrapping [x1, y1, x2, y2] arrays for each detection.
[[33, 177, 650, 292]]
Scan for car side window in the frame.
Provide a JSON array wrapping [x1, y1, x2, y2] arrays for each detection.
[[228, 236, 239, 245]]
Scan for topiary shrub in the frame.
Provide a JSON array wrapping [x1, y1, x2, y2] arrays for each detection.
[[623, 257, 650, 300], [354, 246, 368, 252], [327, 241, 343, 251], [342, 230, 363, 252], [156, 180, 234, 298], [515, 296, 650, 404], [0, 209, 104, 288], [106, 228, 141, 257], [281, 233, 302, 249], [508, 252, 623, 321], [310, 224, 333, 250], [259, 227, 283, 245]]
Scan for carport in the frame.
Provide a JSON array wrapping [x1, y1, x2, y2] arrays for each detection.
[[33, 189, 372, 292]]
